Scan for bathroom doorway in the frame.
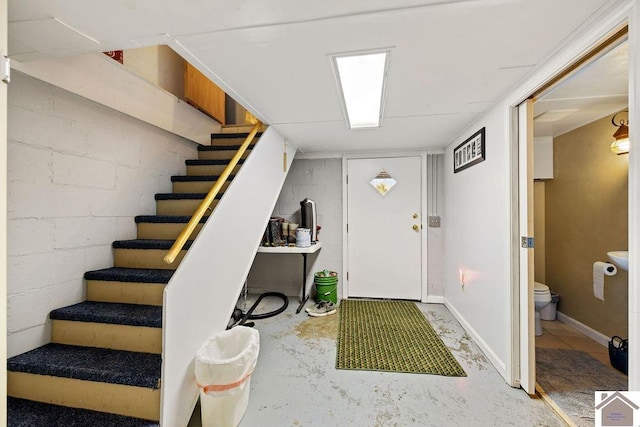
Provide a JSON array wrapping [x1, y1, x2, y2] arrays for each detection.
[[520, 32, 630, 423]]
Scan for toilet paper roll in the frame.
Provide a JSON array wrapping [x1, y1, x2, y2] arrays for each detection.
[[593, 261, 617, 302]]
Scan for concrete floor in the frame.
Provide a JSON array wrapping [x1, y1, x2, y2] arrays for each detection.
[[190, 296, 564, 426]]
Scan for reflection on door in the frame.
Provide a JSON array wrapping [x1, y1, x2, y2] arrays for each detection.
[[347, 157, 422, 300]]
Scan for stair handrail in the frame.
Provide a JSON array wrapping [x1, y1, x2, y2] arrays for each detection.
[[163, 121, 263, 264]]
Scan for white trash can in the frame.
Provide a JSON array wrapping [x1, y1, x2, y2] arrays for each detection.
[[195, 326, 260, 427], [540, 292, 560, 321]]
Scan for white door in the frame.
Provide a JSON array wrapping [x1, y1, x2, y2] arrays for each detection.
[[518, 99, 535, 394], [346, 156, 422, 300]]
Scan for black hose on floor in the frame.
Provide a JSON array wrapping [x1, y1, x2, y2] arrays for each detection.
[[228, 292, 289, 329]]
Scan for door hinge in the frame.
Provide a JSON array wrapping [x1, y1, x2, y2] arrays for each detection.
[[347, 271, 349, 280], [521, 236, 535, 248], [346, 223, 348, 232], [346, 175, 348, 184], [1, 56, 10, 84]]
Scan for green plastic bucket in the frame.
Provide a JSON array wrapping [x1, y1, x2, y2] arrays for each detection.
[[314, 271, 338, 304]]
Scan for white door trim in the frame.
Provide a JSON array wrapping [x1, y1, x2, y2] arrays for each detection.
[[627, 2, 640, 390], [342, 151, 428, 302], [517, 99, 535, 394]]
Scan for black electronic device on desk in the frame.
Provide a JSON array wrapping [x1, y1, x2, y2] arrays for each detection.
[[300, 198, 317, 242]]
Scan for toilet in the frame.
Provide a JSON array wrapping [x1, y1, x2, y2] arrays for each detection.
[[534, 282, 552, 336]]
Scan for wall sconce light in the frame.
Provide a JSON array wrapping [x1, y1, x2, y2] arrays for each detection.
[[610, 111, 629, 155]]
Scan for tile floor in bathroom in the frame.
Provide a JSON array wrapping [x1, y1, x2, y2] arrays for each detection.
[[536, 320, 610, 365], [534, 319, 628, 426], [188, 297, 564, 427]]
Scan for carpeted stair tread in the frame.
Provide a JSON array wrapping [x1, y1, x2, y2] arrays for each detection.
[[211, 132, 262, 139], [185, 159, 246, 166], [154, 192, 221, 200], [7, 397, 159, 427], [84, 267, 174, 284], [198, 144, 254, 151], [135, 215, 208, 224], [7, 343, 161, 389], [50, 301, 162, 328], [112, 239, 193, 250], [171, 174, 235, 182]]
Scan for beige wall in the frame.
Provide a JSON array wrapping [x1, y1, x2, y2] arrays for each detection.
[[545, 114, 628, 338], [123, 46, 185, 99]]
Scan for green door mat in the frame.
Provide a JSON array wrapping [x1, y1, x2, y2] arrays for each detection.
[[336, 300, 466, 377]]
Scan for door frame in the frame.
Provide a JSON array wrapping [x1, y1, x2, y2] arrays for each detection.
[[342, 152, 429, 302], [514, 99, 535, 394], [511, 3, 640, 391]]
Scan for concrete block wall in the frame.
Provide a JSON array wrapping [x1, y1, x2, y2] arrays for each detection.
[[247, 158, 343, 299], [7, 71, 198, 357]]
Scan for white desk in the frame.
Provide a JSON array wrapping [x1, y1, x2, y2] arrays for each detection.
[[257, 242, 322, 313]]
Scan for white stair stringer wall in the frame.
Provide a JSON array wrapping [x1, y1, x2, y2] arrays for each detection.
[[161, 127, 297, 426]]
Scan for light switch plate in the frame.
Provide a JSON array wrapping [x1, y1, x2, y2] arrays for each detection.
[[428, 216, 441, 228]]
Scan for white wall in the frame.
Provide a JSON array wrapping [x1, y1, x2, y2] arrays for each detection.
[[442, 1, 635, 384], [444, 108, 512, 376], [7, 71, 198, 357], [247, 158, 343, 298]]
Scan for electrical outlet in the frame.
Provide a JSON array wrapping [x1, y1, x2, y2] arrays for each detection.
[[428, 216, 441, 228]]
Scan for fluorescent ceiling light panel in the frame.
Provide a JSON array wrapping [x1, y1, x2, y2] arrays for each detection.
[[334, 51, 389, 129]]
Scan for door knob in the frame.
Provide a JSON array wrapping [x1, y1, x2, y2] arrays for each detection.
[[413, 224, 420, 232]]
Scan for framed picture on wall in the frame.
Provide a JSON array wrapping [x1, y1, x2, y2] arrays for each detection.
[[454, 127, 485, 173]]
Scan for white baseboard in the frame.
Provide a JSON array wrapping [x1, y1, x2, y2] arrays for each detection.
[[444, 298, 508, 380], [556, 311, 610, 348], [425, 295, 445, 304]]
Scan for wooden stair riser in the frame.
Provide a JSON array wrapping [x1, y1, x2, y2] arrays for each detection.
[[7, 372, 160, 421], [86, 280, 165, 306], [186, 164, 242, 176], [114, 248, 185, 270], [156, 199, 216, 216], [51, 320, 162, 354], [198, 150, 251, 161], [172, 180, 230, 194], [137, 222, 204, 240], [220, 125, 264, 134], [210, 136, 260, 145]]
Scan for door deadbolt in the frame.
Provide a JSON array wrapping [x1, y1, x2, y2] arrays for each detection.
[[412, 213, 418, 219]]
